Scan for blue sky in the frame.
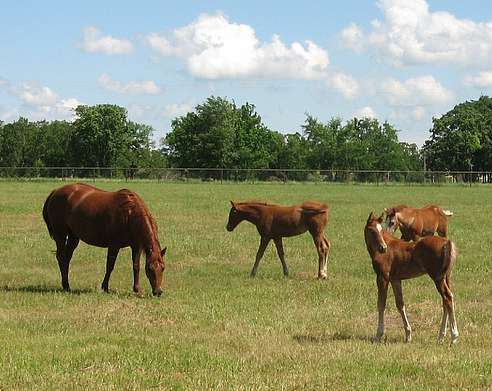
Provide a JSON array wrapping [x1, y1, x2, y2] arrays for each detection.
[[1, 0, 491, 145]]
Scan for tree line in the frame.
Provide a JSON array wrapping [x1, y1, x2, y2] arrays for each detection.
[[0, 95, 491, 174]]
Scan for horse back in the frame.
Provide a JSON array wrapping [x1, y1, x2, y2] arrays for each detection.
[[44, 183, 142, 248]]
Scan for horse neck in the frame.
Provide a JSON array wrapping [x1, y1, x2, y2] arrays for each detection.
[[396, 210, 413, 227], [134, 209, 159, 255], [239, 204, 264, 225], [365, 230, 395, 258]]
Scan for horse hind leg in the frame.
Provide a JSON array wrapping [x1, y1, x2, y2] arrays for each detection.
[[313, 234, 329, 279], [435, 279, 458, 344], [273, 237, 289, 277]]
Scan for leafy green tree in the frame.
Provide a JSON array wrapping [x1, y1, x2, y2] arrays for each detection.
[[69, 104, 129, 167], [276, 133, 308, 169], [163, 96, 281, 169], [0, 117, 41, 167], [39, 120, 74, 167], [423, 96, 492, 171], [301, 115, 339, 169]]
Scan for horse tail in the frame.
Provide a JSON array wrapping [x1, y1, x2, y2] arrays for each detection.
[[301, 202, 330, 216], [302, 208, 328, 215], [441, 209, 453, 217], [42, 190, 55, 239], [442, 240, 457, 278]]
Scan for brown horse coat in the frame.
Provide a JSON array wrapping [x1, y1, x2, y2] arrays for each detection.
[[364, 212, 458, 343], [384, 204, 453, 241], [226, 201, 330, 278], [42, 183, 166, 295]]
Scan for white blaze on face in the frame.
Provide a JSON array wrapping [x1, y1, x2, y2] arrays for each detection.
[[377, 223, 383, 233]]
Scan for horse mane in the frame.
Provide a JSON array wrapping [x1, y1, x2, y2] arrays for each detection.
[[235, 201, 275, 207], [117, 189, 159, 246]]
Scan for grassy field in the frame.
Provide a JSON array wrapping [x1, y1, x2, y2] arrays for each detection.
[[0, 180, 491, 390]]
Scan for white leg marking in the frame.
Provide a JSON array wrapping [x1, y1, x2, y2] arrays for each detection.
[[401, 306, 412, 342], [438, 306, 448, 341]]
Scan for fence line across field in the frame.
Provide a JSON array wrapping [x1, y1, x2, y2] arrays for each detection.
[[1, 166, 491, 184]]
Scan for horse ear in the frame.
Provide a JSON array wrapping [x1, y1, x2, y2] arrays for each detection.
[[161, 247, 167, 257], [367, 211, 375, 223], [230, 201, 236, 209], [384, 208, 389, 213], [377, 213, 385, 223]]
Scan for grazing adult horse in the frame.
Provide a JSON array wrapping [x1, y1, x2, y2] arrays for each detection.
[[384, 204, 453, 241], [42, 183, 166, 296], [226, 201, 331, 278], [364, 212, 458, 344]]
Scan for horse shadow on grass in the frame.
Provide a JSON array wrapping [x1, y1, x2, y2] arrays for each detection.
[[0, 284, 93, 295], [293, 331, 400, 345]]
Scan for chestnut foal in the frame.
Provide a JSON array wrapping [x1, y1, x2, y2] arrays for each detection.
[[226, 201, 330, 278], [384, 204, 453, 241], [364, 212, 458, 344]]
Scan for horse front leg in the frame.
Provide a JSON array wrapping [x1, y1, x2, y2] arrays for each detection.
[[101, 247, 120, 292], [273, 237, 289, 277], [374, 274, 389, 343], [391, 280, 412, 342], [55, 234, 79, 292], [251, 237, 270, 277], [131, 247, 142, 294]]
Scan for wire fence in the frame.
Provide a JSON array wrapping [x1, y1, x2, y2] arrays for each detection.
[[0, 166, 491, 184]]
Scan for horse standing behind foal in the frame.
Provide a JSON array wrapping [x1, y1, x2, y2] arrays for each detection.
[[42, 183, 166, 296], [384, 204, 453, 241], [364, 212, 458, 344], [226, 201, 330, 278]]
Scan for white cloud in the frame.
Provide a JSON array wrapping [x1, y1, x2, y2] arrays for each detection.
[[412, 106, 426, 120], [353, 106, 377, 119], [0, 105, 18, 122], [464, 71, 492, 88], [98, 73, 161, 95], [340, 23, 365, 53], [11, 83, 81, 120], [341, 0, 492, 66], [162, 103, 193, 118], [328, 72, 360, 99], [146, 13, 330, 80], [82, 26, 133, 55], [380, 75, 453, 106], [13, 84, 59, 106], [127, 102, 193, 123]]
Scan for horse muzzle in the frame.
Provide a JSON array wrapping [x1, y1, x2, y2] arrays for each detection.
[[153, 288, 163, 297]]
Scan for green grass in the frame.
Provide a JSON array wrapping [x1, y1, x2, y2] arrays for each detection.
[[0, 181, 491, 390]]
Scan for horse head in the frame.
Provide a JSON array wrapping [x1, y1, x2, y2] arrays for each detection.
[[226, 201, 244, 232], [384, 207, 398, 233], [365, 212, 388, 254], [145, 247, 166, 296]]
